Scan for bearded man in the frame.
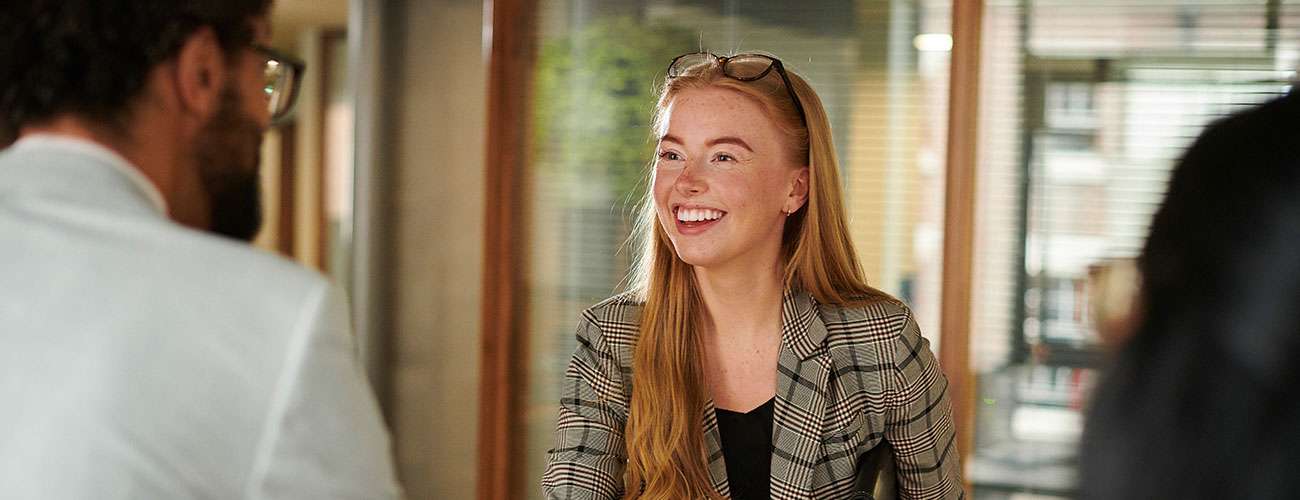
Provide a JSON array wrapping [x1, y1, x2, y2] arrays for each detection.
[[0, 2, 401, 498]]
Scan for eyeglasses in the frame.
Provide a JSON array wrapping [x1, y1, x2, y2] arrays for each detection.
[[667, 52, 806, 126], [252, 45, 306, 124]]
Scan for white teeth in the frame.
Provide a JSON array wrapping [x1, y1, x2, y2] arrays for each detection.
[[676, 208, 724, 222]]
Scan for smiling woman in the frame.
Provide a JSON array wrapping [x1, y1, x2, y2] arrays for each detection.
[[542, 53, 965, 500]]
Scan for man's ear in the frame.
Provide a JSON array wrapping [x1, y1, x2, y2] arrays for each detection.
[[786, 166, 810, 213], [173, 26, 226, 118]]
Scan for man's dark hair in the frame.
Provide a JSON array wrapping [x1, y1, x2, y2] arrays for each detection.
[[0, 0, 272, 141]]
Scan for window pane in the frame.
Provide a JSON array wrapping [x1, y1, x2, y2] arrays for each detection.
[[525, 0, 951, 495], [970, 1, 1298, 497]]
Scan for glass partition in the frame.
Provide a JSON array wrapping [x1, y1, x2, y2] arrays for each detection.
[[523, 0, 953, 495]]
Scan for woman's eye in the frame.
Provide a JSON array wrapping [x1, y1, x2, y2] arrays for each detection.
[[657, 151, 682, 161], [714, 153, 735, 162]]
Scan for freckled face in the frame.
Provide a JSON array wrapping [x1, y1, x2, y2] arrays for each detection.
[[653, 87, 808, 273]]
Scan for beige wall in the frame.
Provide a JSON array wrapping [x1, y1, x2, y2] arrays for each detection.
[[366, 0, 487, 498]]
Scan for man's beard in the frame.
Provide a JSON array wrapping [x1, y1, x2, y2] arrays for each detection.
[[193, 88, 266, 241]]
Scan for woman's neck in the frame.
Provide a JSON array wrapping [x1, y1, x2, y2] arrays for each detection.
[[693, 262, 785, 342]]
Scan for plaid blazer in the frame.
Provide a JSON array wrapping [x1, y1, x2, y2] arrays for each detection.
[[542, 290, 966, 499]]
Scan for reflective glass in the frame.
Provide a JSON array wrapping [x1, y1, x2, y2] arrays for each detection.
[[255, 45, 305, 122]]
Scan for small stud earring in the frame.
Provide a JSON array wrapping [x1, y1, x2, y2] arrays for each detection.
[[785, 208, 793, 217]]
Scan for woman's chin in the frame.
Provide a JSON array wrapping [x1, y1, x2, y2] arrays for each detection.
[[672, 248, 720, 269]]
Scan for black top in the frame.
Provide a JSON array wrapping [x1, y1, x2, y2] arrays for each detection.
[[715, 397, 775, 500]]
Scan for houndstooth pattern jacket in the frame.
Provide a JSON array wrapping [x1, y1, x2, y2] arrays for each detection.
[[542, 290, 966, 499]]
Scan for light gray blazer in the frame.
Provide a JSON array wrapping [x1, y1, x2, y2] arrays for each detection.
[[0, 136, 400, 500]]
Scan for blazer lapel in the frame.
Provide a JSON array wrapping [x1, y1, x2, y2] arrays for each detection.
[[769, 291, 830, 500], [703, 398, 732, 496]]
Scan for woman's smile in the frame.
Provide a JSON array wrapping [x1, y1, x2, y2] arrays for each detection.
[[674, 205, 727, 234]]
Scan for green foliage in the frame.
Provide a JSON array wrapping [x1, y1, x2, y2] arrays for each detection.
[[532, 17, 696, 204]]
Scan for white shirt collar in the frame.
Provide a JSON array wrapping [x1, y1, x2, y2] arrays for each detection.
[[10, 134, 169, 216]]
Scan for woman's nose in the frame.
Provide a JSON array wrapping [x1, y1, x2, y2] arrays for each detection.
[[674, 161, 706, 196]]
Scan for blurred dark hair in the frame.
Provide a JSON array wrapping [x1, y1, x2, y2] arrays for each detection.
[[0, 0, 272, 139], [1080, 91, 1300, 500]]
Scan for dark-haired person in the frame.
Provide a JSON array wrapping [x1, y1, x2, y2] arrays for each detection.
[[542, 53, 964, 499], [1079, 91, 1300, 500], [0, 2, 400, 498]]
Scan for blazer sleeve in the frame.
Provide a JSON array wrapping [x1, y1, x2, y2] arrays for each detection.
[[542, 313, 630, 500], [885, 309, 966, 500], [249, 284, 403, 500]]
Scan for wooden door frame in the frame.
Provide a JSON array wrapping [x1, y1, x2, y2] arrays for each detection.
[[939, 0, 984, 487], [477, 0, 539, 499]]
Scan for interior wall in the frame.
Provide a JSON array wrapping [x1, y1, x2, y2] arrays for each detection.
[[367, 0, 487, 497]]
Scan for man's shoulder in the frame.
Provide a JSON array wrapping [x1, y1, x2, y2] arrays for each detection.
[[3, 217, 334, 316], [171, 229, 328, 290], [1, 140, 330, 297], [66, 213, 334, 317]]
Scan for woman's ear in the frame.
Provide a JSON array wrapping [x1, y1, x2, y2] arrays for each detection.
[[172, 26, 226, 119], [786, 166, 810, 213]]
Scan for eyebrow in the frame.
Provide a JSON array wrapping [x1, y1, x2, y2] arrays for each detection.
[[657, 134, 755, 152]]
